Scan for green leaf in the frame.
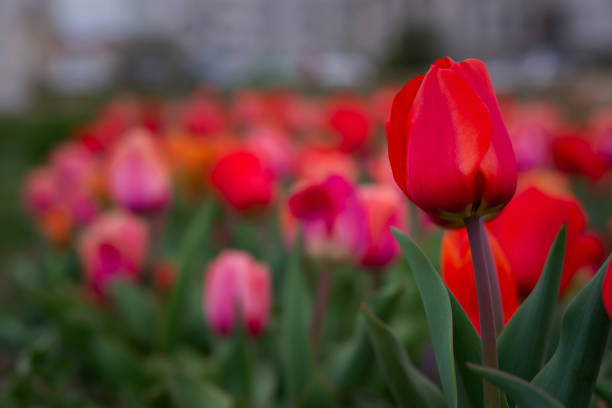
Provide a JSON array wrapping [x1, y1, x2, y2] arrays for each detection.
[[448, 293, 483, 408], [393, 228, 483, 408], [165, 373, 233, 408], [467, 364, 563, 408], [278, 233, 312, 402], [362, 305, 447, 408], [498, 225, 566, 383], [595, 381, 612, 405], [330, 284, 404, 388], [108, 280, 156, 347], [162, 200, 216, 351], [532, 257, 612, 407]]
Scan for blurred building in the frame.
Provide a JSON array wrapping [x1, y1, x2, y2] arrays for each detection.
[[2, 0, 612, 110]]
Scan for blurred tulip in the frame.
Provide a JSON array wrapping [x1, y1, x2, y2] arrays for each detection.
[[386, 57, 517, 227], [23, 166, 56, 216], [327, 96, 372, 153], [441, 228, 519, 334], [286, 174, 367, 261], [358, 184, 407, 268], [487, 182, 604, 296], [78, 211, 149, 296], [244, 125, 296, 178], [210, 149, 276, 212], [552, 132, 607, 181], [603, 261, 612, 319], [107, 128, 171, 212], [50, 142, 96, 191], [203, 250, 271, 336], [588, 108, 612, 165], [295, 147, 357, 182], [181, 96, 226, 136], [505, 103, 563, 170]]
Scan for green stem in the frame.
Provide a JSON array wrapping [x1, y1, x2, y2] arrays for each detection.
[[464, 215, 500, 408], [311, 266, 331, 359]]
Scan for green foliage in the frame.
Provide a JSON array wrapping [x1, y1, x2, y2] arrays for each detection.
[[533, 257, 612, 407], [498, 225, 566, 381], [362, 304, 447, 408]]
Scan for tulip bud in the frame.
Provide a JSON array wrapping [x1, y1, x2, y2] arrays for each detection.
[[551, 133, 607, 181], [441, 228, 519, 334], [358, 184, 407, 268], [286, 174, 367, 262], [78, 211, 149, 296], [210, 149, 276, 212], [386, 57, 517, 227], [203, 250, 271, 336], [107, 128, 171, 212]]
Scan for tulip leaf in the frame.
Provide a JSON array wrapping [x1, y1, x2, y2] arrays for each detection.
[[448, 292, 483, 408], [108, 280, 156, 348], [362, 305, 446, 408], [393, 228, 482, 408], [498, 225, 566, 382], [330, 285, 404, 388], [162, 200, 216, 350], [466, 364, 563, 408], [165, 373, 233, 408], [279, 233, 312, 402], [595, 381, 612, 405], [532, 256, 611, 407]]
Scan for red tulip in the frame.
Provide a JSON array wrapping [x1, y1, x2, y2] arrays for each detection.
[[386, 57, 517, 227], [327, 96, 372, 153], [181, 96, 226, 136], [441, 228, 519, 334], [602, 261, 612, 319], [203, 250, 271, 336], [78, 211, 149, 296], [107, 128, 171, 212], [285, 174, 367, 261], [210, 149, 276, 212], [551, 132, 607, 181], [358, 184, 407, 268], [487, 180, 603, 296]]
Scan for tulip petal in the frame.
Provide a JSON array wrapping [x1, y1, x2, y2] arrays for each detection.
[[406, 66, 492, 216], [386, 74, 424, 196]]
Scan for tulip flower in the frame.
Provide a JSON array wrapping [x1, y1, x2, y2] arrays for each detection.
[[244, 125, 296, 178], [358, 184, 407, 268], [327, 96, 372, 153], [181, 96, 226, 136], [551, 132, 607, 181], [106, 128, 171, 212], [386, 57, 517, 228], [203, 250, 271, 336], [78, 211, 149, 296], [286, 174, 367, 262], [487, 179, 604, 296], [23, 166, 56, 216], [210, 149, 276, 212], [602, 261, 612, 319], [441, 228, 519, 334]]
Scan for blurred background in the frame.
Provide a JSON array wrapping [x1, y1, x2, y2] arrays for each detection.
[[4, 0, 612, 263]]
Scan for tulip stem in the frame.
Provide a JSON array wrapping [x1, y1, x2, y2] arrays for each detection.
[[311, 266, 331, 358], [464, 215, 500, 408]]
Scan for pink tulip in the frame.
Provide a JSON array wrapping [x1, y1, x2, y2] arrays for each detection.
[[78, 211, 149, 296], [203, 250, 271, 336], [23, 166, 56, 216], [358, 184, 407, 268], [287, 174, 367, 261], [107, 128, 171, 212], [244, 125, 296, 178]]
